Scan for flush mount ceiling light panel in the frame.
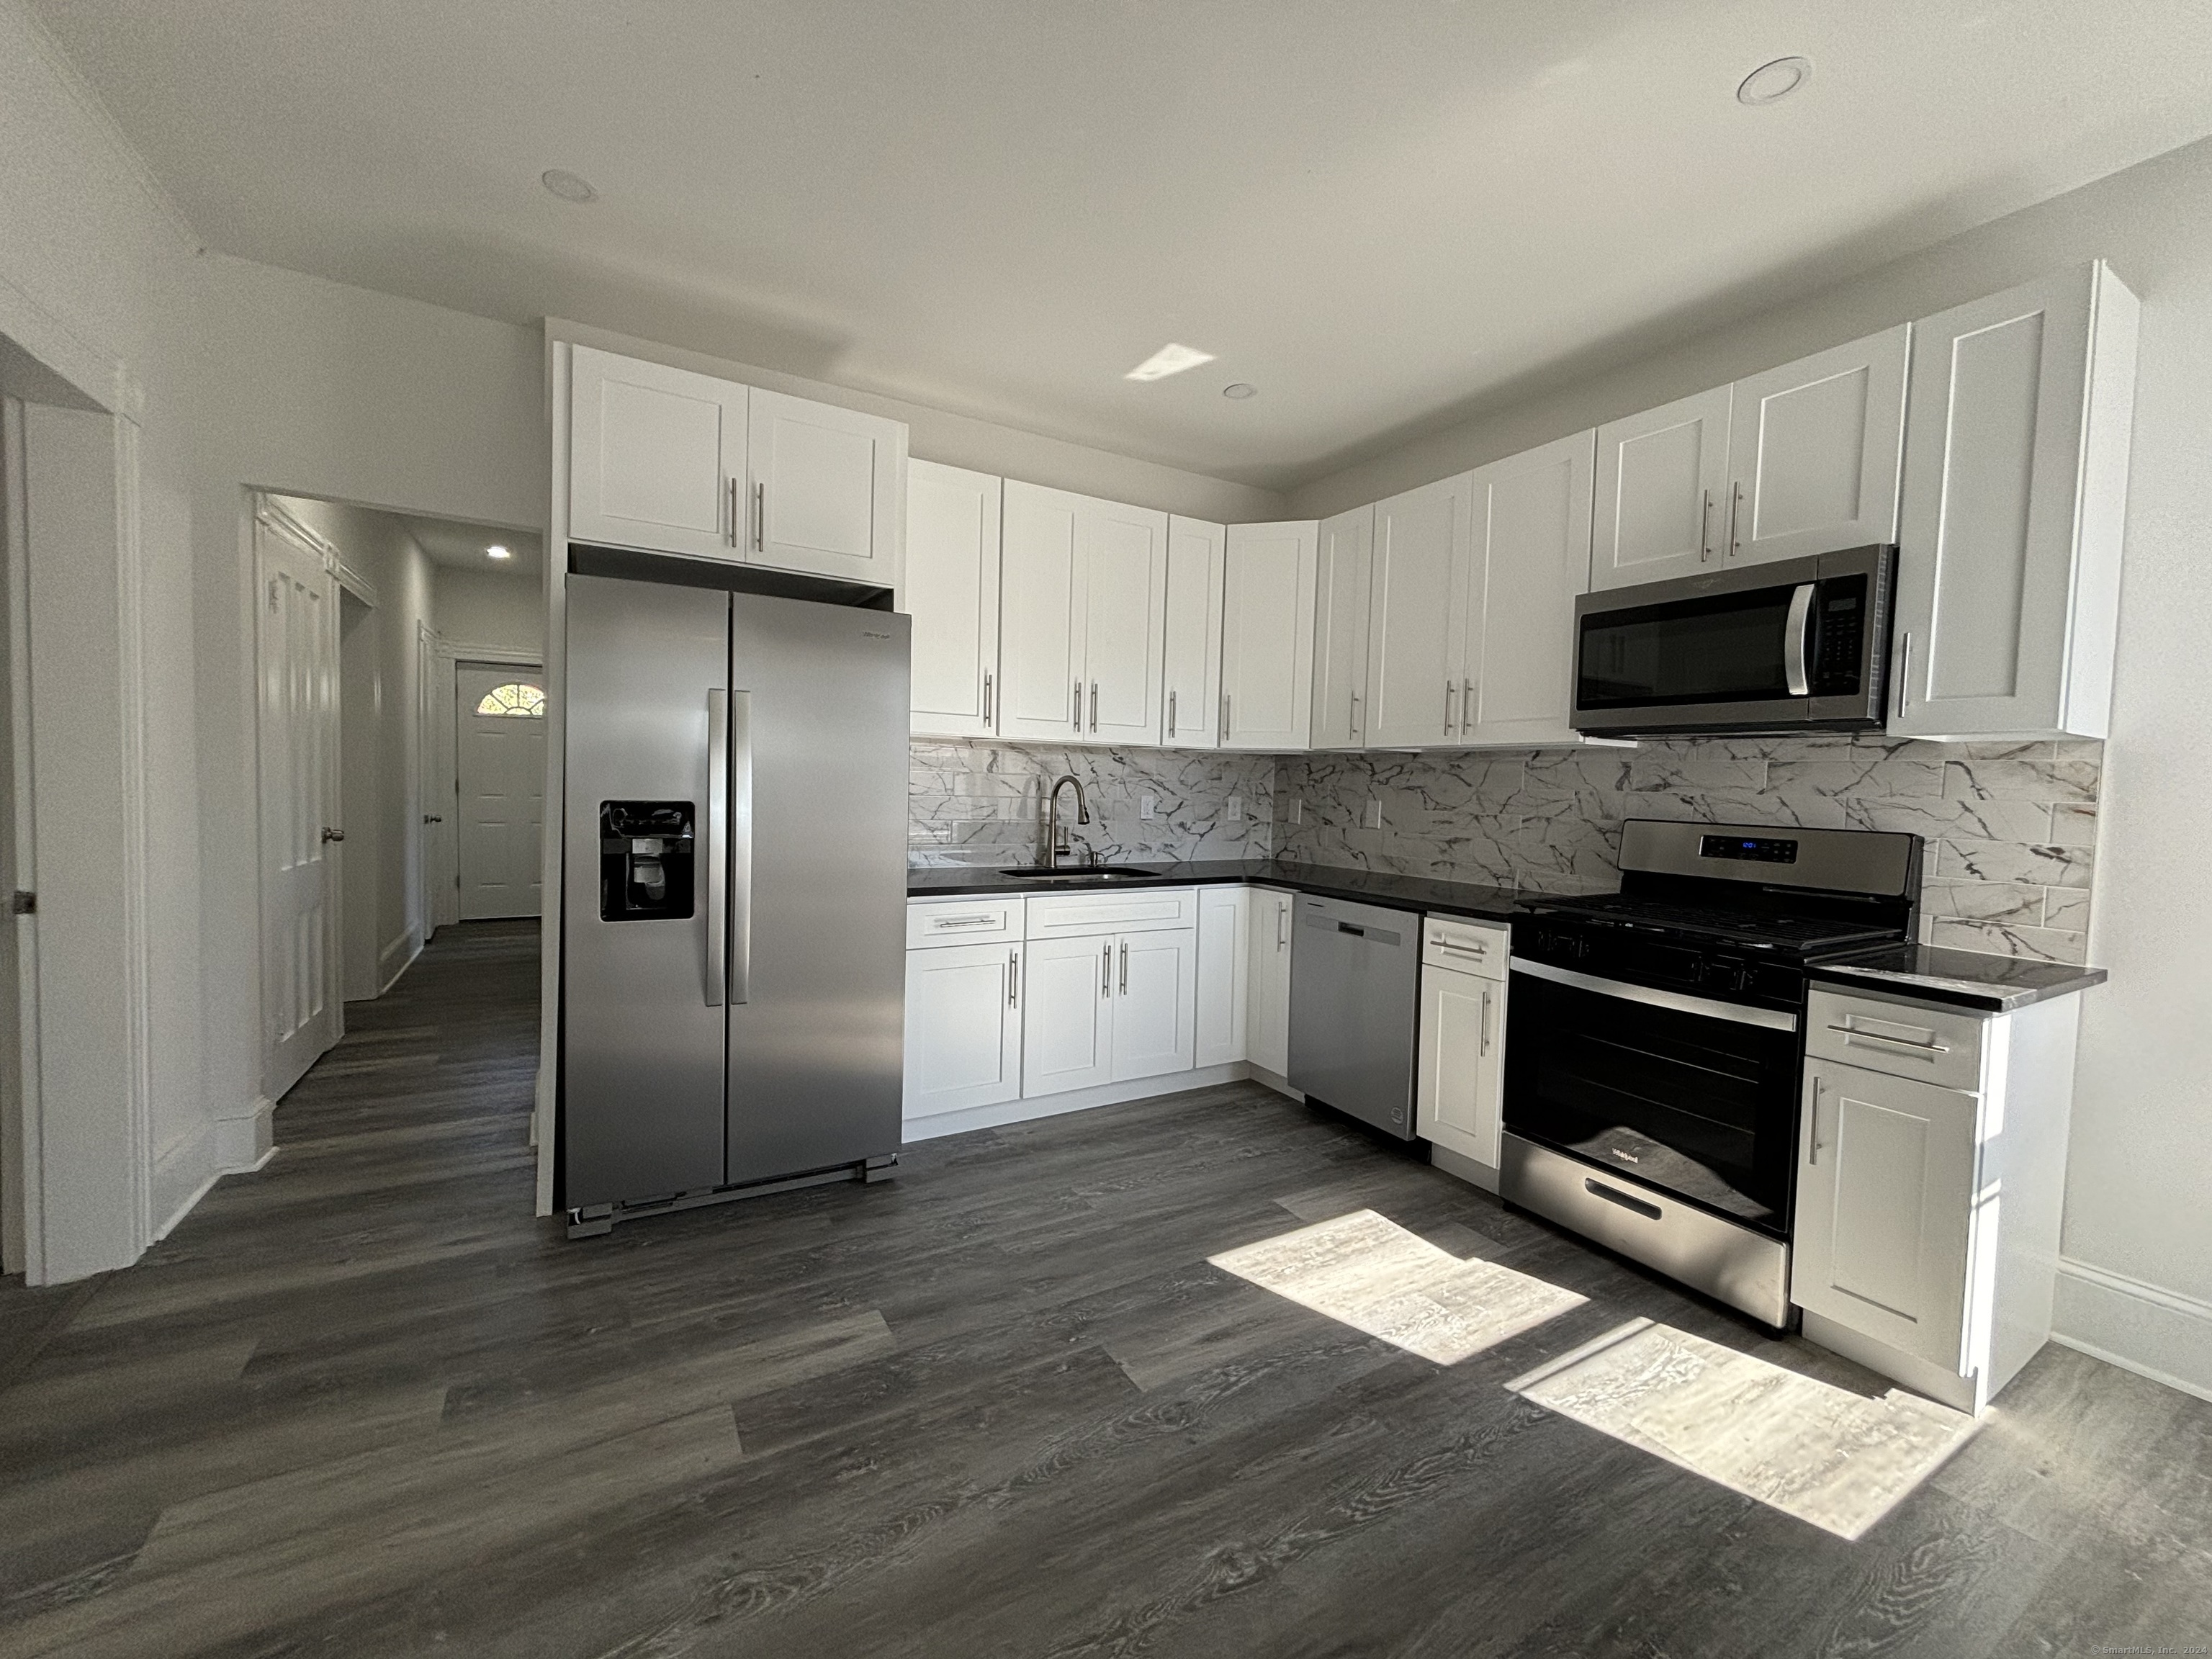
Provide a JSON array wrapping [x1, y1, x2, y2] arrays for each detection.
[[1124, 343, 1215, 382], [1737, 56, 1813, 105], [540, 168, 598, 203], [1222, 383, 1258, 400], [486, 544, 512, 560]]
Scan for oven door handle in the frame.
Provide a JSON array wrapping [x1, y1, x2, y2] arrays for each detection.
[[1511, 957, 1799, 1033], [1783, 582, 1815, 698]]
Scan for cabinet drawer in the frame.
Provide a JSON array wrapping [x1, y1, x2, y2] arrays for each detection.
[[1025, 886, 1197, 940], [907, 896, 1022, 948], [1806, 987, 1984, 1092], [1421, 914, 1508, 980]]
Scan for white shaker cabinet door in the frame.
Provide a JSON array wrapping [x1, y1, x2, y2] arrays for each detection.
[[1080, 498, 1170, 746], [1247, 889, 1294, 1077], [1221, 521, 1318, 750], [1792, 1058, 1979, 1371], [1723, 324, 1910, 569], [746, 387, 904, 585], [998, 480, 1088, 742], [1460, 430, 1595, 746], [569, 346, 747, 560], [1591, 384, 1732, 591], [1890, 263, 2136, 741], [1310, 505, 1374, 749], [1021, 933, 1115, 1097], [906, 461, 1002, 739], [1416, 967, 1503, 1170], [1110, 928, 1198, 1084], [1365, 472, 1474, 748], [1195, 886, 1251, 1069], [1162, 516, 1225, 749], [903, 940, 1022, 1121]]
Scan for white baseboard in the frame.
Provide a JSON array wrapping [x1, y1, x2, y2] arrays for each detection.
[[903, 1062, 1262, 1142], [213, 1095, 276, 1173], [378, 925, 423, 994], [2052, 1256, 2212, 1404], [149, 1123, 221, 1243]]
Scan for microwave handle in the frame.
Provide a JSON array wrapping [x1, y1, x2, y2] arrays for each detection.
[[1783, 583, 1815, 698]]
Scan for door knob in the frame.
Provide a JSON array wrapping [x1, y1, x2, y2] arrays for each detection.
[[423, 814, 443, 824], [321, 827, 346, 842]]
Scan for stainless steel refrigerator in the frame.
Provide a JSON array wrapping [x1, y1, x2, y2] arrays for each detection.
[[560, 565, 909, 1234]]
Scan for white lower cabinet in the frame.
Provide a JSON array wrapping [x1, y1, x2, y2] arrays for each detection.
[[1020, 933, 1118, 1096], [1110, 929, 1200, 1082], [903, 938, 1024, 1122], [1247, 888, 1295, 1078], [1792, 984, 2084, 1415], [1195, 886, 1250, 1067], [1414, 916, 1509, 1185]]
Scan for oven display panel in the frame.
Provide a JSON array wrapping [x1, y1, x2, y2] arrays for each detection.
[[1699, 835, 1798, 864]]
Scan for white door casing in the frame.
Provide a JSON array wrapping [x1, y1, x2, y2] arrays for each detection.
[[1221, 521, 1318, 750], [1162, 516, 1224, 749], [906, 460, 1002, 739], [456, 665, 547, 920], [256, 510, 341, 1100]]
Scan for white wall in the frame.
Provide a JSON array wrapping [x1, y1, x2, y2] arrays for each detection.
[[435, 567, 542, 657], [1290, 136, 2212, 1398]]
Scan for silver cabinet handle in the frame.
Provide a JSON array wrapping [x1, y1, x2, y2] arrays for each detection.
[[753, 482, 765, 551], [1730, 482, 1745, 557], [1090, 681, 1100, 733], [983, 669, 994, 724], [1349, 690, 1362, 738], [727, 478, 739, 547], [1699, 488, 1713, 562], [933, 914, 997, 930], [1444, 679, 1459, 735], [1897, 631, 1913, 719], [1807, 1077, 1825, 1165], [1828, 1022, 1948, 1058], [1102, 940, 1112, 998], [727, 688, 754, 1004], [1119, 940, 1128, 993], [704, 688, 728, 1007], [1479, 986, 1493, 1057], [1073, 678, 1082, 733], [1784, 583, 1815, 698], [1277, 899, 1289, 950], [1220, 693, 1231, 745], [1168, 688, 1177, 737], [1435, 940, 1490, 961], [1010, 949, 1020, 1007]]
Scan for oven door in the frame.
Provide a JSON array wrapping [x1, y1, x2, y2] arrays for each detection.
[[1571, 546, 1891, 735], [1501, 958, 1802, 1236]]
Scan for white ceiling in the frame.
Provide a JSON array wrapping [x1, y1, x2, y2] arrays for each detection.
[[403, 516, 542, 578], [33, 0, 2212, 489]]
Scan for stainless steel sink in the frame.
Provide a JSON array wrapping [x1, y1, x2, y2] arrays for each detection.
[[997, 865, 1164, 883]]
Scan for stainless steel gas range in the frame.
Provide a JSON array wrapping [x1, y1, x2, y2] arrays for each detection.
[[1500, 819, 1925, 1330]]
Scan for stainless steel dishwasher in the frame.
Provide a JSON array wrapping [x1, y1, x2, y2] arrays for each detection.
[[1287, 894, 1421, 1138]]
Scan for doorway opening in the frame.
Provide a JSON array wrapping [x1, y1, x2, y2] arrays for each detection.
[[454, 663, 547, 920]]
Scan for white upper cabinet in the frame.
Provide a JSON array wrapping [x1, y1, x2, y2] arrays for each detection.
[[1723, 324, 1910, 569], [1459, 431, 1595, 746], [997, 481, 1087, 741], [1310, 505, 1374, 749], [1591, 385, 1731, 591], [1221, 521, 1319, 750], [1162, 516, 1225, 749], [1365, 473, 1474, 748], [1081, 500, 1170, 745], [746, 388, 905, 585], [569, 346, 747, 559], [906, 461, 1002, 739], [1890, 263, 2138, 740]]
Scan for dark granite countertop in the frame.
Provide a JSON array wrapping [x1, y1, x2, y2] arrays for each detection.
[[1807, 945, 2108, 1013], [907, 859, 1524, 922]]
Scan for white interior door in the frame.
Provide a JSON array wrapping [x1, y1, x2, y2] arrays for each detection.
[[906, 460, 1002, 739], [415, 623, 440, 939], [257, 511, 341, 1100], [456, 665, 547, 920], [747, 387, 902, 585], [0, 399, 30, 1274], [1591, 384, 1732, 590]]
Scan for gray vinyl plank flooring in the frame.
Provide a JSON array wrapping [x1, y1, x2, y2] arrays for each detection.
[[1, 917, 2206, 1658]]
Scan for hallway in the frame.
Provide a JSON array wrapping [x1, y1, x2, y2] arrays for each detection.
[[1, 922, 2208, 1658]]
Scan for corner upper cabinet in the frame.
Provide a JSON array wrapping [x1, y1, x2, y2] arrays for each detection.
[[746, 388, 905, 586], [1889, 263, 2138, 740], [1310, 505, 1375, 749], [1364, 473, 1473, 747], [1162, 516, 1225, 749], [1221, 521, 1318, 750], [1459, 431, 1595, 746], [997, 482, 1167, 745], [569, 346, 748, 559], [1592, 385, 1731, 591], [906, 460, 1002, 739], [1723, 324, 1910, 569]]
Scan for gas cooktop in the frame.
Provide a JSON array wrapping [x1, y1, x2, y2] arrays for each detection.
[[1524, 894, 1902, 958]]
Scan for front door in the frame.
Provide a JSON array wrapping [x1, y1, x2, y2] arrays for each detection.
[[455, 665, 547, 920]]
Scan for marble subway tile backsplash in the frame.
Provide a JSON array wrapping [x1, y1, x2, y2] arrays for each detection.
[[910, 742, 1276, 868], [1278, 734, 2103, 964]]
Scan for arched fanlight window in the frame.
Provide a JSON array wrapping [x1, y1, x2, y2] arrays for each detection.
[[475, 681, 546, 718]]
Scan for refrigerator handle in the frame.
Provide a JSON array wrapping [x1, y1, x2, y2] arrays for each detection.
[[704, 689, 728, 1007], [727, 688, 755, 1004]]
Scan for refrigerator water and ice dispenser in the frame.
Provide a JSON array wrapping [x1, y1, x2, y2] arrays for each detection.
[[598, 801, 695, 922]]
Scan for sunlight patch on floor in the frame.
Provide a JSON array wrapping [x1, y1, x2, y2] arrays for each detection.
[[1208, 1209, 1586, 1364], [1508, 1318, 1979, 1540]]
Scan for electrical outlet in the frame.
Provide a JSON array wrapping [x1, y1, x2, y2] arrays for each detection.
[[1141, 791, 1156, 821], [1228, 796, 1245, 822], [1362, 798, 1383, 830]]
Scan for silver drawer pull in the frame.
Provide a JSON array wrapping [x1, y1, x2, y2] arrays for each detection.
[[1830, 1022, 1949, 1056], [1434, 940, 1491, 958], [933, 914, 999, 930]]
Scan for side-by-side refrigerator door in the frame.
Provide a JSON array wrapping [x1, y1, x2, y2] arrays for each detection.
[[726, 594, 909, 1184], [562, 574, 730, 1209]]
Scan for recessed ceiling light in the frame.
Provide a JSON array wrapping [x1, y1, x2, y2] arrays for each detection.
[[486, 544, 512, 560], [1737, 57, 1812, 105], [1125, 343, 1215, 382], [1222, 383, 1258, 400], [540, 168, 597, 204]]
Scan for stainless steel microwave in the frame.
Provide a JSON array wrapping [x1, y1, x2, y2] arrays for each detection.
[[1570, 545, 1897, 737]]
